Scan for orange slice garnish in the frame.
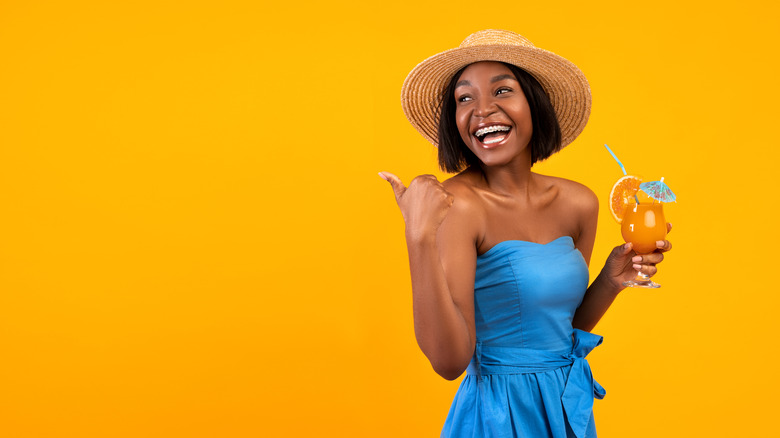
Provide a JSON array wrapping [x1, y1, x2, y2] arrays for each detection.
[[609, 175, 642, 223]]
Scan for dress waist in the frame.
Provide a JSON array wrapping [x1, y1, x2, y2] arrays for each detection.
[[466, 344, 577, 375], [467, 329, 607, 438], [468, 329, 602, 375]]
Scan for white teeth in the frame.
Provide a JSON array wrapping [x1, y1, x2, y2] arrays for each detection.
[[474, 125, 511, 137], [483, 136, 505, 145]]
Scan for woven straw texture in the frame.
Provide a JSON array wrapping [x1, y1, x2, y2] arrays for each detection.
[[401, 29, 591, 149]]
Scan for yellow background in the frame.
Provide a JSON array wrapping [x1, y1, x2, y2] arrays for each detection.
[[1, 1, 777, 436]]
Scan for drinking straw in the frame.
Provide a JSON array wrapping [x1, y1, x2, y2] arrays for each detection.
[[604, 144, 627, 175], [604, 144, 640, 203]]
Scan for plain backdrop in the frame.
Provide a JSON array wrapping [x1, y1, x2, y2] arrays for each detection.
[[1, 1, 778, 436]]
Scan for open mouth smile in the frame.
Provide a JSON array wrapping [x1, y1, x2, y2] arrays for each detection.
[[473, 124, 511, 146]]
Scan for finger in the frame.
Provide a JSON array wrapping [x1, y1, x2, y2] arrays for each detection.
[[632, 252, 664, 264], [378, 172, 407, 199], [411, 175, 453, 207], [616, 242, 633, 256], [633, 263, 658, 277], [413, 174, 441, 185], [655, 240, 672, 252], [666, 222, 673, 233]]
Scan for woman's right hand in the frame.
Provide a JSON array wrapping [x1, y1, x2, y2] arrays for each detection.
[[379, 172, 454, 241]]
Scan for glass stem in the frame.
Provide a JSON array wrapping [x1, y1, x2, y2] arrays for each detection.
[[636, 271, 651, 282]]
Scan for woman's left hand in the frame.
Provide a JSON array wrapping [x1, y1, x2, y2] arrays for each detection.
[[601, 223, 673, 291]]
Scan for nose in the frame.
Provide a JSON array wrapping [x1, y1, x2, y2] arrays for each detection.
[[473, 95, 497, 118]]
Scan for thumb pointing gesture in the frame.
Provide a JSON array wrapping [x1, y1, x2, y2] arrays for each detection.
[[378, 172, 407, 201], [379, 172, 454, 238]]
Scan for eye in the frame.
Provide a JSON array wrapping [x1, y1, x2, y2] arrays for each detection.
[[496, 87, 512, 95], [456, 95, 472, 103]]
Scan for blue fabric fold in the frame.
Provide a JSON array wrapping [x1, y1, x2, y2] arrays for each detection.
[[561, 330, 606, 438], [466, 329, 605, 438]]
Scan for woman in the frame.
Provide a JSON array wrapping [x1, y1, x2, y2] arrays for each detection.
[[380, 30, 671, 437]]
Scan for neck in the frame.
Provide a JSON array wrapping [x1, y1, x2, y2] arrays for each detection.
[[476, 155, 535, 197]]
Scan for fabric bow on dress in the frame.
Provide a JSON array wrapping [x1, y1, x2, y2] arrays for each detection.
[[470, 329, 605, 438]]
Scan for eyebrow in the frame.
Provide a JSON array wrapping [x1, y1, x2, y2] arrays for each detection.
[[455, 74, 518, 89], [490, 74, 517, 83]]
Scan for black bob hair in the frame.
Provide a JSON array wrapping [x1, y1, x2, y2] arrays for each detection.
[[437, 62, 562, 173]]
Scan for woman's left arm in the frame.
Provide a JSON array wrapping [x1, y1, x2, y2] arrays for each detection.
[[570, 187, 672, 332]]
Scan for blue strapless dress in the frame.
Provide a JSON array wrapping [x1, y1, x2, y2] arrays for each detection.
[[441, 236, 605, 438]]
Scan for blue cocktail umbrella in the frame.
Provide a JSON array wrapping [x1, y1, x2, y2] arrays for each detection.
[[640, 177, 676, 203]]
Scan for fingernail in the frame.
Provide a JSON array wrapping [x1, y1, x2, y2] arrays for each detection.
[[632, 256, 642, 263], [378, 172, 388, 181], [656, 240, 664, 246], [624, 243, 632, 250], [633, 264, 642, 270]]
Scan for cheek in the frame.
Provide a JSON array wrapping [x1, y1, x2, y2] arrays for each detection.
[[513, 103, 533, 133], [455, 110, 471, 144], [523, 107, 533, 129]]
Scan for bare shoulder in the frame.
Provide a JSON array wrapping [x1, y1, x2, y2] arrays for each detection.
[[442, 171, 483, 210], [539, 175, 598, 256], [537, 174, 598, 214], [439, 171, 485, 240]]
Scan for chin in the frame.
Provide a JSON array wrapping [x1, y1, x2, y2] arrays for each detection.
[[478, 150, 529, 169], [476, 155, 511, 168]]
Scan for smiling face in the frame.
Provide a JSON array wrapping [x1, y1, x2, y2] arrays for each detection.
[[452, 61, 534, 168]]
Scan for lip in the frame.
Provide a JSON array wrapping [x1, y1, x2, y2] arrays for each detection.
[[478, 132, 510, 149], [472, 122, 512, 149], [471, 122, 512, 137]]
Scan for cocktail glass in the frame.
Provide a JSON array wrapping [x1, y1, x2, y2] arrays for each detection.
[[621, 202, 667, 288]]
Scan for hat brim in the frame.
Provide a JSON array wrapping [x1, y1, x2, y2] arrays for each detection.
[[401, 44, 591, 149]]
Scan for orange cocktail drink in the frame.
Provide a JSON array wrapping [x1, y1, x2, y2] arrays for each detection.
[[605, 144, 676, 289], [621, 202, 667, 254], [621, 202, 666, 288]]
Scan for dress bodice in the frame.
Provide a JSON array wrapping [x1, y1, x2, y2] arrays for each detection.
[[473, 236, 590, 350]]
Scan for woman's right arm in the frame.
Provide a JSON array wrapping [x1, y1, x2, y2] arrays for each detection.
[[379, 172, 478, 380]]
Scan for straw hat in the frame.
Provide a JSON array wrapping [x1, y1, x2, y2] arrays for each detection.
[[401, 29, 591, 149]]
